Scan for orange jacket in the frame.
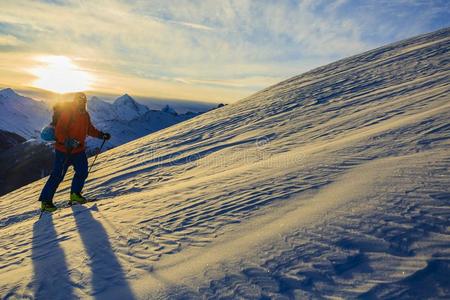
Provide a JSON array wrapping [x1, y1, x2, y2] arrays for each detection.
[[55, 106, 101, 154]]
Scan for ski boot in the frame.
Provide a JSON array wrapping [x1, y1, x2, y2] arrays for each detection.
[[41, 201, 57, 212], [69, 192, 88, 205]]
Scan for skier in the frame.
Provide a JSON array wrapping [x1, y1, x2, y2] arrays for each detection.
[[39, 92, 111, 212]]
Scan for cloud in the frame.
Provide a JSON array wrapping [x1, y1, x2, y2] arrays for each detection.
[[162, 19, 217, 32], [0, 0, 448, 102], [0, 34, 21, 46]]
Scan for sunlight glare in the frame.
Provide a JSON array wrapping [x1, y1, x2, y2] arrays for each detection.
[[30, 56, 94, 93]]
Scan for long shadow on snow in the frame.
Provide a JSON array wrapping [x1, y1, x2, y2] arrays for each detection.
[[72, 205, 135, 299], [32, 214, 75, 299]]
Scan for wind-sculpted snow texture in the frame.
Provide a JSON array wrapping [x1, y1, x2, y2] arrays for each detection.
[[1, 28, 449, 299]]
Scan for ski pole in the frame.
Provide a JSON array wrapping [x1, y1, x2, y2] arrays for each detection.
[[88, 138, 106, 175]]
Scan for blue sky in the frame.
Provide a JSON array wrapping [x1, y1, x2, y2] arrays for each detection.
[[0, 0, 449, 102]]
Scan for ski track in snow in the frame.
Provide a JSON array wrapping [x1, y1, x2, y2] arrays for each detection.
[[1, 28, 450, 299]]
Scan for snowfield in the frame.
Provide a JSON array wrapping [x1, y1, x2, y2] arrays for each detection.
[[1, 28, 449, 299]]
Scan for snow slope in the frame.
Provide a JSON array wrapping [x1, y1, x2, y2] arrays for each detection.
[[0, 27, 449, 299], [0, 88, 51, 139]]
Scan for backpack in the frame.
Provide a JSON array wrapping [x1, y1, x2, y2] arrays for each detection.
[[40, 102, 73, 142], [51, 101, 73, 126]]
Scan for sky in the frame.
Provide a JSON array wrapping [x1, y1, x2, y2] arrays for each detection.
[[0, 0, 449, 103]]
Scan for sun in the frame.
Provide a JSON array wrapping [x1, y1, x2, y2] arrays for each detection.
[[29, 56, 94, 93]]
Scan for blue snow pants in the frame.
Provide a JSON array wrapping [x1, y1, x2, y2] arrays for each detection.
[[39, 150, 88, 202]]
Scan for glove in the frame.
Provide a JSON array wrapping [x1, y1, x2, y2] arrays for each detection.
[[99, 132, 111, 140], [64, 138, 80, 150]]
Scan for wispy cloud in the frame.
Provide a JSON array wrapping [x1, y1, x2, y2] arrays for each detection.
[[0, 34, 22, 46], [0, 0, 448, 102]]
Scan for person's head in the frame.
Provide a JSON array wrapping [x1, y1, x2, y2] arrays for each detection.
[[73, 92, 87, 111]]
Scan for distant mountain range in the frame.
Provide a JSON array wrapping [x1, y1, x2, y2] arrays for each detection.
[[86, 94, 202, 151], [0, 88, 217, 148], [0, 88, 51, 139], [0, 87, 220, 195]]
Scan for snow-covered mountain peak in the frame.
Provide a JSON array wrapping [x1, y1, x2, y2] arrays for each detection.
[[87, 96, 118, 122], [0, 88, 36, 104], [0, 88, 51, 138], [161, 104, 178, 115], [0, 87, 19, 98], [113, 93, 149, 121], [114, 93, 133, 103]]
